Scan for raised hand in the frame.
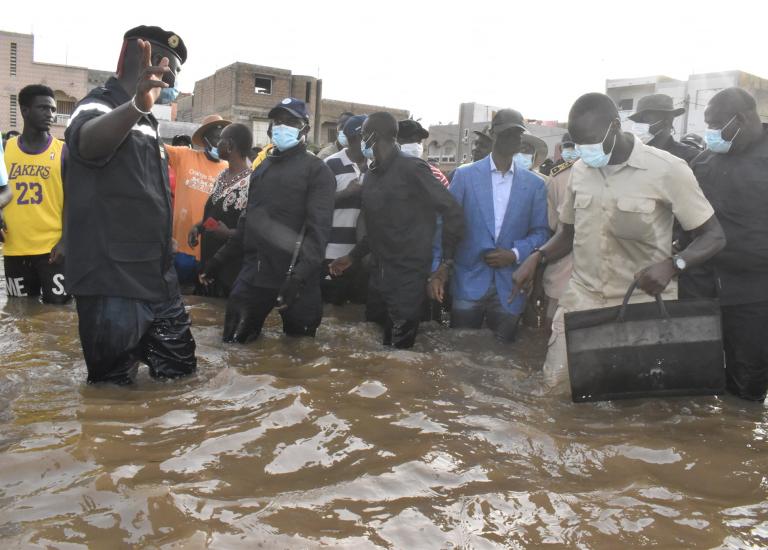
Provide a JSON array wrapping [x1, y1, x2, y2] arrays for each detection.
[[134, 39, 170, 112]]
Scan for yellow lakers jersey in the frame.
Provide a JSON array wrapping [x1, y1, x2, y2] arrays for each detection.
[[3, 136, 65, 256]]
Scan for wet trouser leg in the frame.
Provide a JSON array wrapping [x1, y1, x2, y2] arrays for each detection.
[[223, 278, 277, 343], [140, 296, 198, 379], [384, 317, 420, 349], [76, 294, 197, 384], [383, 274, 425, 349], [451, 286, 520, 342], [280, 281, 323, 336], [722, 301, 768, 402], [224, 278, 323, 342], [365, 279, 388, 327]]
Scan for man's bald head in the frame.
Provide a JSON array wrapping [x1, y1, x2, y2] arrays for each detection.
[[568, 93, 620, 145], [705, 87, 763, 153], [363, 112, 398, 141], [709, 87, 756, 116], [361, 112, 400, 163]]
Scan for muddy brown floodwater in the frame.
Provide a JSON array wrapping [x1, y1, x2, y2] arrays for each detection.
[[0, 291, 766, 549]]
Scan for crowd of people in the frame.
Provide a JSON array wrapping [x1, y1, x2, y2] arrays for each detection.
[[2, 25, 767, 403]]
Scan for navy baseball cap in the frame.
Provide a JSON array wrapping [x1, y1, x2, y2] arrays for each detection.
[[268, 97, 309, 122], [343, 115, 367, 138]]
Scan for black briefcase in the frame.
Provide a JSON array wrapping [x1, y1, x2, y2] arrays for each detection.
[[564, 281, 725, 403]]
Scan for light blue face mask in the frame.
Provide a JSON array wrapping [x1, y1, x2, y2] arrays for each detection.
[[361, 136, 376, 160], [205, 137, 220, 161], [705, 114, 740, 154], [157, 86, 180, 105], [514, 152, 534, 170], [272, 124, 303, 151], [561, 147, 580, 162], [576, 123, 616, 168], [337, 131, 349, 148]]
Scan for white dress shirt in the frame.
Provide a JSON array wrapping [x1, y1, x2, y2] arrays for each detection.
[[489, 155, 518, 261], [490, 155, 514, 239]]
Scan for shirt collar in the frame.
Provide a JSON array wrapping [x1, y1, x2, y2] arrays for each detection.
[[624, 134, 651, 170], [105, 76, 131, 105], [489, 154, 514, 177]]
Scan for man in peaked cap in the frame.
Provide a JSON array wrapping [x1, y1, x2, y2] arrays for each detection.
[[629, 93, 700, 163], [201, 97, 336, 343], [64, 25, 196, 385]]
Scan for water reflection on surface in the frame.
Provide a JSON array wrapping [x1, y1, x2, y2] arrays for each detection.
[[0, 295, 766, 549]]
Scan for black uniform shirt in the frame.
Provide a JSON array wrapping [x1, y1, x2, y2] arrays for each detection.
[[353, 151, 464, 275], [652, 133, 702, 164], [64, 77, 176, 301], [685, 125, 768, 306], [209, 143, 336, 289]]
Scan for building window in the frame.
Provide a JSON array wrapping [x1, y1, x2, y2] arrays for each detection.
[[328, 127, 337, 144], [618, 98, 633, 111], [441, 141, 456, 163], [10, 95, 17, 127], [305, 81, 312, 103], [251, 120, 271, 147], [427, 141, 440, 163], [254, 76, 272, 95], [10, 42, 17, 76]]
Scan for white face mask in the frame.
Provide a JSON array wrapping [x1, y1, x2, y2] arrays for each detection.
[[400, 142, 424, 158], [631, 120, 664, 144]]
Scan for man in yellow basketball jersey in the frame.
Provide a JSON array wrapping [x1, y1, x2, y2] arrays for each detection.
[[1, 84, 69, 304]]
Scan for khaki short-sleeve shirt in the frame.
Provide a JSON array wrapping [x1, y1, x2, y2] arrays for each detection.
[[559, 136, 714, 311]]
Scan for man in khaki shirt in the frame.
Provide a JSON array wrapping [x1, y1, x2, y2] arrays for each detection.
[[513, 93, 726, 389], [541, 133, 578, 326]]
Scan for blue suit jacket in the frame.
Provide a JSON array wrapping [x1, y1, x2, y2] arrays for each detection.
[[437, 156, 550, 315]]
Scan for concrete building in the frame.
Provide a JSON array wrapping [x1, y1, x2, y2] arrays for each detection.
[[176, 62, 409, 148], [427, 102, 567, 173], [0, 31, 111, 138], [606, 70, 768, 137]]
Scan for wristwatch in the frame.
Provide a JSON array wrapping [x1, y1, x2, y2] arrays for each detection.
[[672, 254, 687, 273]]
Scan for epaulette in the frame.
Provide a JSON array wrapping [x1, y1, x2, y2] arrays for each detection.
[[550, 160, 574, 177]]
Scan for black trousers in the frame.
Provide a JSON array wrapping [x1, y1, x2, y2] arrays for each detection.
[[75, 294, 197, 385], [365, 270, 426, 349], [223, 277, 323, 343], [722, 301, 768, 402]]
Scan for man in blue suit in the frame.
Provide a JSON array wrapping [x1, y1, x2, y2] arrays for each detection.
[[429, 109, 550, 341]]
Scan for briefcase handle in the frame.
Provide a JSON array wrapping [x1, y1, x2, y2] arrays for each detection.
[[617, 280, 670, 323]]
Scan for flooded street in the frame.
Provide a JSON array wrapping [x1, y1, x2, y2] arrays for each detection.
[[0, 293, 767, 549]]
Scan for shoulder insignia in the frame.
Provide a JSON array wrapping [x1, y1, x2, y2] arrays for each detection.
[[550, 161, 574, 177]]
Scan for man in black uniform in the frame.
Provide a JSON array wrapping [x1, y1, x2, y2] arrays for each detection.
[[628, 94, 701, 163], [65, 26, 196, 385], [683, 87, 768, 401], [331, 112, 464, 348], [200, 98, 335, 343]]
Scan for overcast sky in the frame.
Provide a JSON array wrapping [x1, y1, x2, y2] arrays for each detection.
[[5, 0, 766, 126]]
